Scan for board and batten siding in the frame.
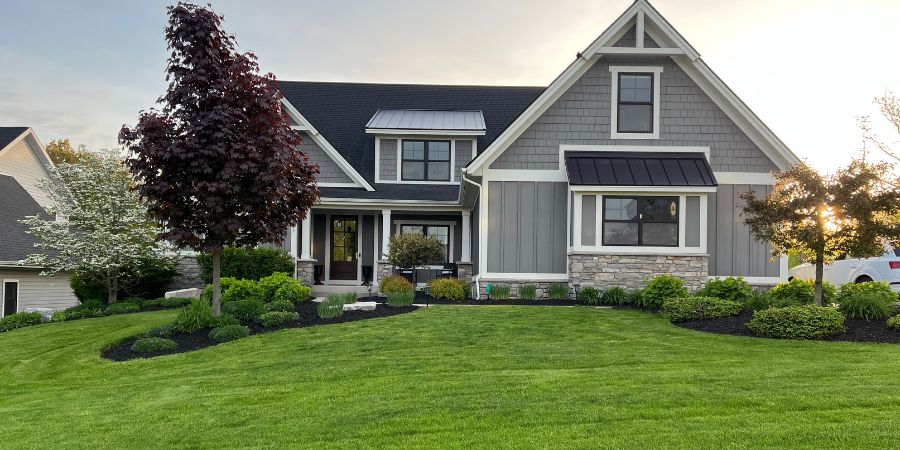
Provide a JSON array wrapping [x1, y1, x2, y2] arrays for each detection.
[[0, 269, 77, 314], [487, 181, 567, 273], [707, 184, 780, 277], [0, 137, 53, 208], [489, 55, 778, 173], [298, 132, 353, 184]]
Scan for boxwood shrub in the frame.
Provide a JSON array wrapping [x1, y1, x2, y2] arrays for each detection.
[[837, 281, 898, 320], [429, 278, 468, 301], [380, 275, 413, 294], [274, 283, 311, 305], [601, 287, 629, 306], [144, 324, 176, 338], [640, 275, 688, 309], [747, 305, 845, 339], [142, 297, 194, 309], [577, 286, 601, 305], [767, 278, 836, 307], [209, 325, 250, 343], [661, 296, 743, 322], [257, 311, 300, 327], [104, 302, 140, 316], [698, 277, 752, 303], [266, 300, 295, 312], [131, 337, 177, 353], [0, 312, 43, 332], [888, 315, 900, 331]]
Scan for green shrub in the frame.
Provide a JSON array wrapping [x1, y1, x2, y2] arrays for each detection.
[[380, 275, 413, 294], [577, 286, 602, 305], [767, 278, 836, 307], [172, 299, 214, 333], [837, 281, 897, 320], [318, 294, 345, 319], [387, 291, 415, 307], [698, 277, 753, 303], [0, 312, 43, 332], [197, 247, 294, 284], [266, 300, 295, 312], [122, 297, 145, 307], [661, 296, 743, 323], [518, 284, 538, 301], [51, 311, 67, 322], [274, 283, 311, 305], [744, 290, 772, 311], [258, 272, 294, 299], [640, 275, 689, 309], [747, 305, 846, 339], [103, 302, 140, 316], [888, 315, 900, 331], [601, 287, 628, 306], [131, 337, 177, 353], [144, 324, 176, 338], [429, 278, 468, 301], [546, 283, 569, 300], [209, 325, 250, 343], [629, 289, 643, 305], [489, 284, 511, 301], [210, 314, 241, 328], [70, 259, 176, 303], [202, 277, 238, 302], [55, 304, 103, 321], [222, 279, 264, 305], [223, 297, 266, 322], [143, 297, 194, 309], [257, 311, 300, 327]]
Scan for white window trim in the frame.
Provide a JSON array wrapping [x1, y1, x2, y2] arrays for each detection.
[[570, 191, 708, 255], [2, 279, 20, 317], [609, 65, 663, 140], [393, 220, 455, 263]]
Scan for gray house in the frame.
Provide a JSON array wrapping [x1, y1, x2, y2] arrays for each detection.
[[282, 0, 799, 296]]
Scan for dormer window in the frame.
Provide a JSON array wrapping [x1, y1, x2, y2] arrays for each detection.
[[402, 140, 450, 181], [609, 66, 663, 140]]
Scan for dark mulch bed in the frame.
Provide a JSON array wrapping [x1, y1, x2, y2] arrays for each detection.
[[367, 291, 581, 307], [676, 310, 900, 343], [102, 301, 418, 361]]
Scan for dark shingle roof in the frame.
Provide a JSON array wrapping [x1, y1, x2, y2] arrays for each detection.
[[0, 127, 29, 150], [565, 152, 718, 187], [278, 81, 544, 199], [0, 175, 48, 262]]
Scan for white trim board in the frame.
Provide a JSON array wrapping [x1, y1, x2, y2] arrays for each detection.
[[366, 129, 485, 136], [281, 98, 374, 191]]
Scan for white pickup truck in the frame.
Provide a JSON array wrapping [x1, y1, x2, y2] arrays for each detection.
[[789, 247, 900, 292]]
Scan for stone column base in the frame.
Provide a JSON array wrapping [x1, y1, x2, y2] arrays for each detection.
[[376, 261, 394, 285], [296, 259, 317, 287]]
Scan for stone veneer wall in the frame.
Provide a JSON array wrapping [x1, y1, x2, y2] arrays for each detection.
[[168, 255, 203, 290], [475, 281, 574, 301], [296, 259, 316, 287], [568, 254, 708, 292]]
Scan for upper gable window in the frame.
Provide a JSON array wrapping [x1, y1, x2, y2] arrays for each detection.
[[402, 140, 450, 181], [609, 66, 663, 140]]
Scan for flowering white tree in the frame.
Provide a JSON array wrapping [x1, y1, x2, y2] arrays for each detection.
[[21, 151, 175, 304]]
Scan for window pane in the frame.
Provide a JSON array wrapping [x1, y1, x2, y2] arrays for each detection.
[[618, 104, 653, 133], [403, 161, 425, 180], [642, 198, 678, 222], [403, 141, 425, 160], [642, 223, 678, 246], [427, 161, 450, 181], [604, 198, 639, 221], [603, 222, 639, 245], [426, 226, 450, 261], [401, 225, 424, 235], [428, 141, 450, 161]]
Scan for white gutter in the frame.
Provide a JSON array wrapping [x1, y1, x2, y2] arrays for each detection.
[[460, 169, 483, 299]]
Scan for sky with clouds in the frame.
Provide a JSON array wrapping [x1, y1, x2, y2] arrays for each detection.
[[1, 0, 898, 171]]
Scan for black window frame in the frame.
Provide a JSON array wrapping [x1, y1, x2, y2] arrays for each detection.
[[399, 224, 451, 262], [616, 72, 655, 134], [601, 196, 679, 247], [401, 140, 452, 182]]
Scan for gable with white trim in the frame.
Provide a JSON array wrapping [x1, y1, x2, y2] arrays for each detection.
[[0, 130, 54, 208]]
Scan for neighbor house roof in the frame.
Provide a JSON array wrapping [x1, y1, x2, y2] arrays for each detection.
[[0, 175, 48, 263], [278, 81, 544, 198], [565, 152, 717, 187], [0, 127, 29, 151], [365, 109, 486, 134]]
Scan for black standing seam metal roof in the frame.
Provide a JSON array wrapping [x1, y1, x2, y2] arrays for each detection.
[[565, 152, 718, 187], [278, 81, 544, 199], [0, 127, 29, 150], [0, 175, 50, 262]]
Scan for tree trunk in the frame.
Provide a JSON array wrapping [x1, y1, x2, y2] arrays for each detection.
[[814, 252, 825, 307], [212, 249, 222, 316], [107, 270, 118, 304]]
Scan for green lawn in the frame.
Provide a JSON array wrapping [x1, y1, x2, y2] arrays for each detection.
[[2, 306, 900, 449]]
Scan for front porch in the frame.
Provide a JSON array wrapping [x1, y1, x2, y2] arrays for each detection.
[[285, 206, 474, 293]]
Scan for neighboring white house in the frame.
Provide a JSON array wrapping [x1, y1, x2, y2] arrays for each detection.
[[0, 127, 78, 316]]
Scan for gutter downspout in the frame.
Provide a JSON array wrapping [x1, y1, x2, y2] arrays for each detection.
[[460, 169, 482, 299]]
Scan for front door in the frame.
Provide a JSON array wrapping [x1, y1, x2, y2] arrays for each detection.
[[3, 281, 18, 317], [330, 216, 358, 280]]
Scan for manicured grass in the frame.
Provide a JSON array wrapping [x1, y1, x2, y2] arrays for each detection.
[[3, 307, 900, 448]]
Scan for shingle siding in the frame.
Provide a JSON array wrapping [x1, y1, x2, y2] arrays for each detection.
[[379, 138, 398, 181], [0, 137, 53, 208], [489, 56, 778, 173], [454, 140, 473, 181], [612, 25, 660, 48], [298, 132, 353, 184]]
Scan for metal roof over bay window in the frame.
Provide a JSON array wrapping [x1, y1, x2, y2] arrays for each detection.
[[365, 109, 486, 135], [564, 152, 717, 187]]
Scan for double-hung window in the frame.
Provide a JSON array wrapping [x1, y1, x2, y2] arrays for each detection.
[[602, 196, 678, 247], [399, 225, 451, 262], [402, 140, 451, 181], [617, 73, 654, 133]]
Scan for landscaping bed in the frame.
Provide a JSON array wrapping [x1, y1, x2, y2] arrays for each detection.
[[102, 301, 418, 361], [677, 310, 900, 344], [368, 291, 580, 306]]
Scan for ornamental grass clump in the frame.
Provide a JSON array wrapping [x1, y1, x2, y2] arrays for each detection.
[[387, 292, 415, 307], [747, 304, 845, 340], [837, 281, 897, 320], [601, 287, 629, 306], [489, 284, 511, 301], [518, 284, 538, 301], [661, 296, 743, 323], [172, 299, 215, 333], [318, 294, 345, 319], [546, 283, 569, 300], [577, 287, 601, 305]]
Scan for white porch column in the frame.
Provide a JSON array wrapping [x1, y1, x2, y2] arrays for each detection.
[[381, 209, 391, 260], [300, 214, 312, 260], [461, 210, 471, 262], [289, 225, 298, 259]]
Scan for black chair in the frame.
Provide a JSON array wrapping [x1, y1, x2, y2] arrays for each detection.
[[440, 263, 458, 278]]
